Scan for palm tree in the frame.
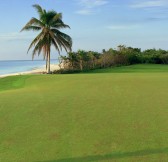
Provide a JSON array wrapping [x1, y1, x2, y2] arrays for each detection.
[[21, 4, 72, 73]]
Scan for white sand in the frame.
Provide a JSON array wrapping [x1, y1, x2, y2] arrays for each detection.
[[0, 64, 60, 78]]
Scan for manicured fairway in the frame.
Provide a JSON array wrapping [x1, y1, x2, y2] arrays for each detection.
[[0, 64, 168, 162]]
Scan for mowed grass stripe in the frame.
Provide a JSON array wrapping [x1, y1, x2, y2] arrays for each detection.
[[0, 75, 30, 91]]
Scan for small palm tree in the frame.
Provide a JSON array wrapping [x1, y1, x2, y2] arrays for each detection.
[[21, 4, 72, 73]]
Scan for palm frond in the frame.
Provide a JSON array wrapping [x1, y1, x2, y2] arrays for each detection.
[[48, 30, 61, 54], [51, 22, 70, 29], [56, 30, 72, 51], [21, 26, 41, 31], [21, 17, 44, 32], [32, 4, 44, 19], [53, 34, 72, 53], [52, 29, 72, 46], [32, 37, 48, 59], [52, 13, 62, 21], [27, 31, 45, 53]]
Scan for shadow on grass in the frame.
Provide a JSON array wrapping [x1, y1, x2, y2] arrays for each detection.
[[37, 147, 168, 162]]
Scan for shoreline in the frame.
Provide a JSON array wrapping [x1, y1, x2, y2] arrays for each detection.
[[0, 64, 60, 78]]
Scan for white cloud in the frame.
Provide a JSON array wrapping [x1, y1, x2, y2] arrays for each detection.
[[75, 0, 108, 15], [107, 24, 139, 30], [130, 0, 168, 8], [75, 9, 93, 15], [78, 0, 108, 8], [0, 32, 34, 41]]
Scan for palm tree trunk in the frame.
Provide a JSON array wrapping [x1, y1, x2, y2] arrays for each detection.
[[47, 51, 51, 74], [46, 59, 48, 70]]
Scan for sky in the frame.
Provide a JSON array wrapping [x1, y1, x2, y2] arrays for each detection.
[[0, 0, 168, 60]]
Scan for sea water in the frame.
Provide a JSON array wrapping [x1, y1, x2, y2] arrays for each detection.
[[0, 60, 59, 75]]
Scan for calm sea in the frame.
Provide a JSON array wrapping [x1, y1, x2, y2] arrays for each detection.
[[0, 60, 59, 75]]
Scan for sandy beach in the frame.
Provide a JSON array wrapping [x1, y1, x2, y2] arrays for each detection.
[[0, 64, 60, 78]]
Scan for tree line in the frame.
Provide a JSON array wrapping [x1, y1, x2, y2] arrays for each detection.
[[56, 45, 168, 73]]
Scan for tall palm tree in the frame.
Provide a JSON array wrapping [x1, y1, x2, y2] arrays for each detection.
[[21, 4, 72, 73]]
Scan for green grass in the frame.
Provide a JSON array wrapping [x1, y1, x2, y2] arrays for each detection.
[[86, 64, 168, 73], [0, 64, 168, 162], [0, 75, 29, 91]]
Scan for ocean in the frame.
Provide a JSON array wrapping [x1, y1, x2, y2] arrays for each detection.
[[0, 60, 59, 75]]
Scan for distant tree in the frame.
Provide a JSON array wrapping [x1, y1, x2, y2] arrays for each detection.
[[88, 51, 96, 69], [21, 4, 72, 73], [117, 45, 126, 52], [102, 49, 106, 53]]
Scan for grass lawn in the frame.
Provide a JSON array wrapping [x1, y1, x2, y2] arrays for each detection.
[[0, 64, 168, 162]]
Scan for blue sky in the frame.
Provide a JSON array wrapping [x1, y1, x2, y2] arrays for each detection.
[[0, 0, 168, 60]]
